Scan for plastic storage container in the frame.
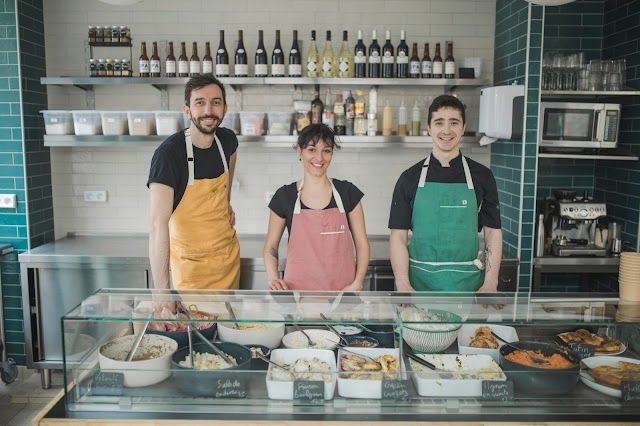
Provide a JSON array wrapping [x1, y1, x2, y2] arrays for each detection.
[[72, 111, 102, 135], [267, 112, 293, 135], [239, 112, 266, 136], [127, 111, 156, 136], [100, 111, 129, 135], [154, 111, 184, 135], [220, 111, 240, 134], [41, 110, 74, 135]]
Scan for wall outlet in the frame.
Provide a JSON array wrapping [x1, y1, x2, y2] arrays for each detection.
[[0, 193, 17, 209], [84, 190, 107, 202], [265, 191, 275, 203]]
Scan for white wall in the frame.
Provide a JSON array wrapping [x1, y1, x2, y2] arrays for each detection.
[[44, 0, 496, 238]]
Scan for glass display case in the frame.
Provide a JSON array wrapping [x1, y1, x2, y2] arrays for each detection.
[[48, 289, 640, 424]]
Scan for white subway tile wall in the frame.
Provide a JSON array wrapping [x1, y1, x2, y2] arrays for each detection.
[[44, 0, 495, 239]]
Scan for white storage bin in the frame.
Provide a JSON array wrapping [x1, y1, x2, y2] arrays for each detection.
[[127, 111, 156, 136], [100, 111, 129, 135], [41, 110, 74, 135], [72, 110, 102, 135], [268, 111, 293, 135], [239, 112, 266, 136], [154, 111, 184, 135], [220, 111, 240, 134]]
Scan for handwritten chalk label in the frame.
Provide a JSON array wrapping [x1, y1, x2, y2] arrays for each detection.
[[567, 342, 595, 358], [622, 381, 640, 404], [213, 377, 246, 398], [482, 381, 513, 402], [382, 379, 411, 401], [294, 381, 324, 404], [91, 371, 124, 396]]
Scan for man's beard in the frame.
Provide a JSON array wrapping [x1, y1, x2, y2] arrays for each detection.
[[191, 115, 220, 135]]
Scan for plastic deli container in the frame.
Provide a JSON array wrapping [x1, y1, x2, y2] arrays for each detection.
[[267, 112, 293, 135], [41, 110, 74, 135], [127, 111, 156, 135], [100, 111, 129, 135], [72, 110, 102, 135], [154, 111, 184, 135], [220, 111, 240, 134], [240, 112, 266, 136]]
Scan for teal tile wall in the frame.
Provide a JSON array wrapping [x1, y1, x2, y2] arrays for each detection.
[[544, 0, 605, 61], [537, 158, 596, 200]]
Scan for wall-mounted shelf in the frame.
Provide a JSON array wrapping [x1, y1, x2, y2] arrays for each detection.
[[541, 88, 640, 99], [538, 148, 639, 161]]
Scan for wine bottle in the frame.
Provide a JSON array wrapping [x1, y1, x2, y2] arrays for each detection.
[[138, 41, 150, 77], [381, 30, 394, 78], [271, 30, 285, 77], [165, 41, 176, 77], [421, 43, 432, 78], [368, 30, 381, 78], [202, 41, 213, 74], [354, 29, 367, 78], [321, 30, 335, 78], [255, 30, 268, 77], [396, 30, 409, 78], [178, 41, 189, 78], [311, 84, 323, 124], [444, 41, 455, 78], [345, 90, 355, 135], [288, 30, 302, 77], [150, 41, 161, 77], [216, 30, 229, 77], [337, 30, 351, 78], [306, 30, 319, 78], [432, 42, 443, 78], [235, 30, 248, 77], [409, 42, 420, 78], [189, 42, 200, 76]]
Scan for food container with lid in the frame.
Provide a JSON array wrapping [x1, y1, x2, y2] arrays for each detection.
[[126, 111, 156, 135], [267, 111, 293, 135], [41, 110, 74, 135], [239, 112, 266, 136], [266, 348, 337, 400], [100, 111, 129, 135], [220, 111, 240, 134], [72, 110, 102, 135], [154, 111, 184, 135]]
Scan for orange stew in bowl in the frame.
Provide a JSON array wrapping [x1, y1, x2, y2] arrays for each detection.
[[505, 349, 575, 369]]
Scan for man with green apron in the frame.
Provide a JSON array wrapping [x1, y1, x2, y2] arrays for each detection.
[[389, 95, 503, 294]]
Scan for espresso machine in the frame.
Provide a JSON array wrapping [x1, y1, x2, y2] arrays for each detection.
[[543, 189, 608, 257]]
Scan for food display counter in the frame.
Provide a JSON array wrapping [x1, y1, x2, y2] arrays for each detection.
[[36, 289, 640, 425]]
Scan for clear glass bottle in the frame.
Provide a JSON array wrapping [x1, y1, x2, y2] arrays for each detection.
[[354, 90, 367, 136], [333, 93, 346, 135], [345, 90, 355, 135], [307, 30, 319, 78], [321, 31, 335, 78], [322, 86, 334, 128], [338, 31, 351, 78]]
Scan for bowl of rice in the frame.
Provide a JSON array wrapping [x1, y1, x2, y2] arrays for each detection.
[[400, 308, 462, 353]]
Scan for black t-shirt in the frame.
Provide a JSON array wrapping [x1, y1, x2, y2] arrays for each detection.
[[147, 127, 238, 211], [388, 153, 501, 231], [269, 179, 364, 235]]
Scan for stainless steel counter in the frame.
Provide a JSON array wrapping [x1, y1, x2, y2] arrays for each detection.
[[532, 255, 620, 292]]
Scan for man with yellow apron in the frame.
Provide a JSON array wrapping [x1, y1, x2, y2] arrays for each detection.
[[389, 95, 503, 294], [148, 74, 240, 294]]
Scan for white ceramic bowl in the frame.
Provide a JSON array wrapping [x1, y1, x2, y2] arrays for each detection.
[[400, 308, 461, 353], [98, 334, 177, 387], [266, 348, 337, 400], [282, 329, 340, 350], [457, 324, 518, 364], [217, 311, 285, 349]]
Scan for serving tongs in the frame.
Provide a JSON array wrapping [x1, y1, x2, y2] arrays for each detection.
[[401, 346, 455, 379], [124, 311, 153, 362], [491, 331, 549, 366], [177, 305, 236, 367], [256, 353, 296, 380], [224, 302, 240, 329]]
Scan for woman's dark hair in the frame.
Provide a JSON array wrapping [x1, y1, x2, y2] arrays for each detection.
[[427, 95, 466, 125], [295, 123, 341, 150], [184, 73, 227, 106]]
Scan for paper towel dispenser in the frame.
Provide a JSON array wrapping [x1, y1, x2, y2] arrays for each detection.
[[479, 85, 524, 140]]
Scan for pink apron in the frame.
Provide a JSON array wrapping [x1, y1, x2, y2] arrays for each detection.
[[283, 179, 357, 291]]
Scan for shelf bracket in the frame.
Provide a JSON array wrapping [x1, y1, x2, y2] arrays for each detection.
[[84, 88, 95, 110], [231, 85, 243, 111], [151, 84, 169, 110]]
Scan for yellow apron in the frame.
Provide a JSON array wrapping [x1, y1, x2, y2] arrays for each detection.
[[169, 129, 240, 290]]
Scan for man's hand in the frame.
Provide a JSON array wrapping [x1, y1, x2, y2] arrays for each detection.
[[395, 279, 415, 293], [268, 278, 289, 291], [476, 283, 504, 310], [228, 204, 236, 226]]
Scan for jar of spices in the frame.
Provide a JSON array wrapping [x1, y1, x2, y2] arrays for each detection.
[[119, 26, 130, 44], [105, 59, 114, 76], [111, 26, 120, 44], [121, 59, 130, 77], [89, 59, 97, 77], [102, 25, 111, 43], [113, 59, 122, 76], [296, 110, 311, 133], [88, 26, 96, 43], [98, 59, 106, 76], [95, 26, 103, 43]]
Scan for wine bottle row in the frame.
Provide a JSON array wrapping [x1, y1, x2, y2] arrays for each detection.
[[124, 29, 458, 79]]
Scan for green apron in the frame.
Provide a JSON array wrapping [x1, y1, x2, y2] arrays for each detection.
[[407, 155, 485, 292]]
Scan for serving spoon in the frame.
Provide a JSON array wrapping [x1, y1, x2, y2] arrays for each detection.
[[256, 353, 296, 380], [319, 313, 349, 345], [491, 331, 549, 366]]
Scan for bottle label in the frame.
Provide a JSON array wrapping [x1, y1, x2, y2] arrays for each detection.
[[311, 106, 321, 124], [150, 60, 160, 73], [339, 60, 349, 73], [216, 64, 230, 76], [445, 61, 455, 75], [354, 52, 366, 64], [346, 103, 355, 120], [178, 61, 189, 74], [291, 49, 298, 54], [255, 64, 268, 75], [237, 49, 245, 54], [322, 60, 332, 72], [256, 49, 264, 54], [410, 61, 421, 74], [217, 49, 226, 54], [274, 49, 281, 54], [139, 60, 150, 72], [369, 53, 380, 64], [383, 52, 394, 64], [307, 60, 317, 72], [422, 61, 432, 74], [235, 64, 248, 76], [397, 55, 409, 64], [271, 64, 285, 75], [203, 60, 213, 74], [433, 61, 443, 75], [322, 111, 334, 127], [190, 61, 201, 74], [166, 60, 176, 74], [288, 64, 302, 76]]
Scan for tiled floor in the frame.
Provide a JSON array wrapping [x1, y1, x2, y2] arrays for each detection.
[[0, 369, 62, 426]]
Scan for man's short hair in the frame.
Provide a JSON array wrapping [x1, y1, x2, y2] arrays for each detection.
[[427, 95, 466, 125], [184, 73, 227, 106]]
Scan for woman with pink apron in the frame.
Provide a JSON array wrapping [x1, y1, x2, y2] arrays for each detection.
[[263, 124, 370, 292]]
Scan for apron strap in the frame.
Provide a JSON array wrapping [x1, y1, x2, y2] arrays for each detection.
[[184, 130, 228, 186], [462, 156, 474, 190], [418, 156, 430, 188], [293, 178, 345, 214]]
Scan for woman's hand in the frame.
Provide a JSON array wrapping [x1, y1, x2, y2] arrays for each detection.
[[342, 281, 363, 292], [228, 204, 236, 226], [268, 278, 289, 291]]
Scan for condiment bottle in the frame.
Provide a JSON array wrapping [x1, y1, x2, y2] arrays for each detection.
[[113, 59, 121, 76], [354, 90, 367, 136], [88, 26, 96, 43], [398, 99, 407, 136], [411, 101, 420, 136], [98, 59, 106, 77], [382, 100, 393, 136], [105, 58, 114, 77]]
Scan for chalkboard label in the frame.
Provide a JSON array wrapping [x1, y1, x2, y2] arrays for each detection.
[[91, 371, 124, 396], [567, 342, 595, 358], [382, 379, 411, 401], [622, 381, 640, 404], [213, 377, 246, 398], [294, 380, 324, 403], [482, 381, 513, 402]]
